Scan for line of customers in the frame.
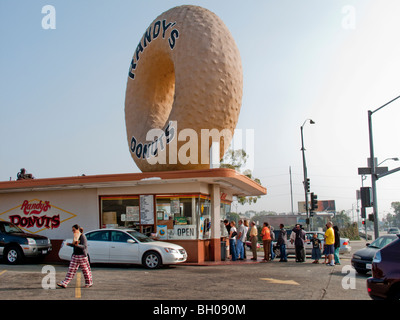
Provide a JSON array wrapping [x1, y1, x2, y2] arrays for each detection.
[[224, 219, 249, 261], [290, 221, 341, 265], [224, 219, 341, 265]]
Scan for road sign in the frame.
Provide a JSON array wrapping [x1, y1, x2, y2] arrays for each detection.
[[358, 167, 388, 175]]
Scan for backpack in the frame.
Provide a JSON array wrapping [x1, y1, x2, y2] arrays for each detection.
[[270, 227, 275, 240]]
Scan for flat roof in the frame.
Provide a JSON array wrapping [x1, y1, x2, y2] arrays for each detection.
[[0, 168, 267, 197]]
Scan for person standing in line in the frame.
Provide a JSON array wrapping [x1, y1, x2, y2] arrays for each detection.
[[269, 224, 275, 261], [236, 220, 245, 260], [324, 221, 335, 266], [229, 221, 238, 261], [224, 219, 232, 259], [223, 219, 231, 234], [333, 225, 341, 265], [277, 224, 288, 262], [249, 221, 258, 261], [311, 233, 322, 263], [57, 224, 93, 288], [243, 220, 249, 259], [261, 222, 271, 262], [292, 224, 306, 262]]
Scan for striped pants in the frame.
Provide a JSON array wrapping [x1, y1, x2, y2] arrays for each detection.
[[60, 254, 93, 287]]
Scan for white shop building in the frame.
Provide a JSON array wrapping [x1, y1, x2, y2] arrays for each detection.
[[0, 168, 266, 263]]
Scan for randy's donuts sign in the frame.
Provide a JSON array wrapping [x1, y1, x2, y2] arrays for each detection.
[[0, 199, 77, 233]]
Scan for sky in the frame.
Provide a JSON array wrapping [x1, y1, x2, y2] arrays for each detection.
[[1, 0, 400, 221]]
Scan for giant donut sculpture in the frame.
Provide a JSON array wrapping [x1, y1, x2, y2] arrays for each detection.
[[125, 5, 243, 172]]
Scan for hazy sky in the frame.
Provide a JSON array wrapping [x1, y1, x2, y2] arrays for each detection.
[[1, 0, 399, 220]]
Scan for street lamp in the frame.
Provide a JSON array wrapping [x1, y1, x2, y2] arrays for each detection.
[[378, 157, 399, 166], [301, 118, 315, 229]]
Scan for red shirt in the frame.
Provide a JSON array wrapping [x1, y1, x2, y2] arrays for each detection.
[[261, 227, 271, 240]]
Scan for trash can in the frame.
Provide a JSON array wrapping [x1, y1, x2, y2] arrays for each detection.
[[221, 241, 226, 261]]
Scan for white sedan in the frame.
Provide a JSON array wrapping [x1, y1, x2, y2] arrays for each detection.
[[58, 228, 187, 269]]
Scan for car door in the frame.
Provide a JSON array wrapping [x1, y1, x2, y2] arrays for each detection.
[[305, 233, 314, 254], [85, 230, 111, 263], [109, 230, 140, 263]]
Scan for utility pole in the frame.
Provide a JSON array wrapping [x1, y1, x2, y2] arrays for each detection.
[[289, 166, 294, 215]]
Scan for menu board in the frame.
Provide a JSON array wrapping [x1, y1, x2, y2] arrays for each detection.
[[126, 206, 139, 221], [140, 195, 154, 224]]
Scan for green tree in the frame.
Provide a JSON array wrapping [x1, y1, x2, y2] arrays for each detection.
[[332, 210, 351, 229], [390, 202, 400, 226], [220, 149, 261, 205]]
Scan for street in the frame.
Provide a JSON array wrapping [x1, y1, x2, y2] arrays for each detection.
[[0, 240, 370, 301]]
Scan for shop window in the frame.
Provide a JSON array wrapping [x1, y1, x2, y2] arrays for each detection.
[[100, 196, 141, 230], [198, 196, 211, 239], [101, 194, 220, 241]]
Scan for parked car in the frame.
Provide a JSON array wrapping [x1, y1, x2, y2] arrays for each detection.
[[367, 234, 400, 300], [0, 221, 52, 264], [58, 228, 187, 269], [272, 230, 351, 257], [387, 227, 400, 234], [351, 234, 398, 274], [245, 241, 260, 249]]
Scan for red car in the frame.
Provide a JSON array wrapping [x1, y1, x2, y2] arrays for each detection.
[[367, 234, 400, 300]]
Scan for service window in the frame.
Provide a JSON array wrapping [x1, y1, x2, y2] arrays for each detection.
[[100, 196, 140, 229]]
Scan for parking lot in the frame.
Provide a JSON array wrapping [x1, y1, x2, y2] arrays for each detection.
[[0, 241, 371, 302]]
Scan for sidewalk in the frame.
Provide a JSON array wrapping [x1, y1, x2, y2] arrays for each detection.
[[182, 249, 267, 266]]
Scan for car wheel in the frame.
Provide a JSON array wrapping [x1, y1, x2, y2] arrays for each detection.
[[143, 251, 162, 269], [5, 246, 23, 265]]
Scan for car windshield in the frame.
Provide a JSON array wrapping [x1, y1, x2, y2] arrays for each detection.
[[126, 230, 154, 243], [3, 223, 24, 234], [369, 236, 395, 249]]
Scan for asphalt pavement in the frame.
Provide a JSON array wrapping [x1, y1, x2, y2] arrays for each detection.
[[0, 240, 371, 301]]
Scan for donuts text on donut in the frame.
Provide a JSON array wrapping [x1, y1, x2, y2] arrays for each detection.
[[129, 121, 233, 165], [128, 19, 180, 80], [130, 121, 176, 160]]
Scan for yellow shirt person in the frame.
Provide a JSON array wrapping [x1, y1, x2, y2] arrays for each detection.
[[325, 226, 335, 245], [324, 221, 335, 266]]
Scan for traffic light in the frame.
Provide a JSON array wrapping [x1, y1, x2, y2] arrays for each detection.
[[360, 187, 372, 208], [310, 193, 318, 210], [304, 178, 310, 193], [368, 214, 375, 222], [310, 192, 318, 216], [361, 207, 366, 219]]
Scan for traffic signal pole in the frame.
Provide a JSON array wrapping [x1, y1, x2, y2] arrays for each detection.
[[368, 110, 379, 239], [301, 125, 309, 230], [367, 95, 400, 240]]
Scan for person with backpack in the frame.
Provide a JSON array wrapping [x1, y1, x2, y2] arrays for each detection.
[[269, 224, 275, 260]]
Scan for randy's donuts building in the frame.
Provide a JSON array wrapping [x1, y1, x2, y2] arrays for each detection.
[[0, 168, 265, 263], [0, 5, 266, 263]]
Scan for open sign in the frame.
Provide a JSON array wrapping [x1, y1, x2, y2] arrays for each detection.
[[170, 225, 196, 240]]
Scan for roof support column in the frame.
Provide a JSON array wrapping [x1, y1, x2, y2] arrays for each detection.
[[209, 183, 221, 261]]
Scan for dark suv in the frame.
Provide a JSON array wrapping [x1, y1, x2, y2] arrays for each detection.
[[367, 234, 400, 300], [0, 221, 52, 264]]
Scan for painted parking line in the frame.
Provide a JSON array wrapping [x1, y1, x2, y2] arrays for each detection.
[[0, 270, 7, 276], [260, 277, 299, 285], [75, 272, 81, 299]]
